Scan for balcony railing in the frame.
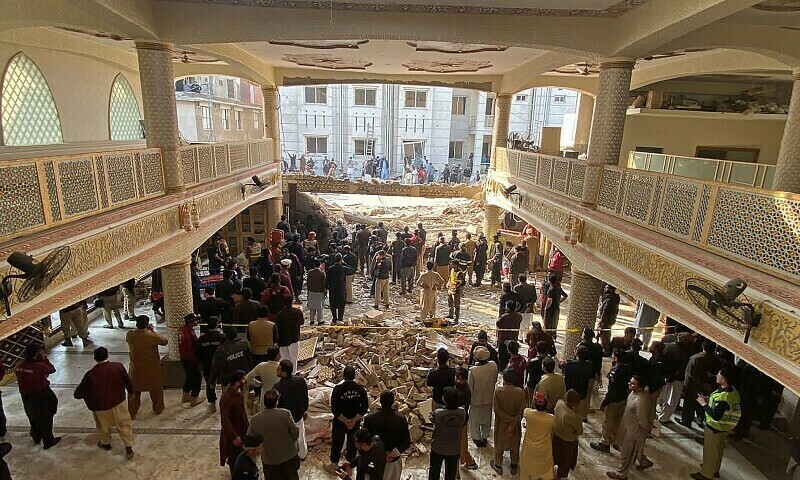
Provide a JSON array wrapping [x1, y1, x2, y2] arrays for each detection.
[[494, 148, 800, 284], [1, 140, 272, 242], [628, 151, 776, 189]]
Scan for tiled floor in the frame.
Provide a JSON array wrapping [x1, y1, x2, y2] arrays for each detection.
[[1, 273, 789, 479]]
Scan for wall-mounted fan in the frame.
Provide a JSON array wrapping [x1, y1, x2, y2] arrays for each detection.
[[0, 247, 71, 316], [685, 277, 761, 343]]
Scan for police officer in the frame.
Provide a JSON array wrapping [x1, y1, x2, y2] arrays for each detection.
[[690, 367, 741, 480]]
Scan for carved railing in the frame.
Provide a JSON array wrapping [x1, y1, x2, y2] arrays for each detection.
[[1, 139, 273, 243], [627, 151, 776, 189], [282, 174, 481, 198], [493, 148, 800, 284]]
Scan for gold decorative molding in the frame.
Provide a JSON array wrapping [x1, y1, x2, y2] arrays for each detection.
[[406, 41, 508, 54], [599, 60, 636, 70], [134, 41, 174, 52]]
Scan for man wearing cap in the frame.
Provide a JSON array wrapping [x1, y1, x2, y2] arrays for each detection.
[[275, 359, 310, 461], [74, 346, 134, 459], [126, 315, 168, 419], [197, 316, 227, 413], [416, 261, 444, 321], [275, 299, 304, 372], [210, 326, 253, 390], [220, 370, 249, 476], [248, 389, 301, 480], [342, 245, 358, 303], [326, 253, 354, 324], [468, 346, 498, 447], [691, 367, 741, 480], [232, 434, 263, 480], [520, 391, 556, 479], [179, 314, 204, 407], [492, 368, 526, 475]]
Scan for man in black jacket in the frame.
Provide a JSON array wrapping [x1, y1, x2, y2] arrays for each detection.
[[399, 239, 418, 295], [591, 349, 632, 453], [274, 360, 309, 461], [196, 316, 226, 412], [199, 287, 232, 330], [472, 234, 488, 286], [339, 429, 386, 480], [326, 254, 354, 324], [326, 365, 369, 474], [467, 330, 498, 366], [657, 332, 694, 424], [210, 327, 252, 390], [363, 391, 410, 480], [426, 348, 456, 408], [275, 301, 304, 372], [389, 232, 404, 284], [342, 245, 358, 304]]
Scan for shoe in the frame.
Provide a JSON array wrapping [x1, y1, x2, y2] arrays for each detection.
[[83, 338, 94, 345], [189, 396, 204, 407], [181, 392, 191, 403], [43, 437, 62, 449], [489, 460, 502, 475], [324, 463, 340, 475], [612, 444, 620, 451], [61, 340, 73, 347], [125, 446, 134, 459], [97, 441, 112, 451], [71, 335, 78, 339], [445, 314, 454, 319], [464, 462, 478, 470], [590, 441, 611, 453], [472, 438, 481, 448], [208, 402, 217, 413], [606, 472, 627, 479], [637, 458, 654, 470], [510, 464, 519, 475], [103, 325, 115, 329], [373, 305, 379, 310], [118, 323, 128, 329], [690, 473, 711, 480]]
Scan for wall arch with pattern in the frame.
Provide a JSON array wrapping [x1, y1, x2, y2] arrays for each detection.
[[108, 73, 144, 141]]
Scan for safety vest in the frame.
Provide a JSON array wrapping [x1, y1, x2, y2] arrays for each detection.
[[705, 387, 741, 432]]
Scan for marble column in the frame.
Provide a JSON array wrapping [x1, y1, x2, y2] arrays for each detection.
[[266, 195, 284, 232], [135, 41, 184, 194], [160, 259, 193, 360], [490, 94, 512, 169], [262, 86, 282, 164], [773, 69, 800, 193], [573, 93, 595, 154], [581, 59, 635, 207], [483, 204, 503, 239], [564, 269, 603, 357]]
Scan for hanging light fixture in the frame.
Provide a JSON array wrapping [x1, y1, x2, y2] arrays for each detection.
[[190, 199, 200, 228]]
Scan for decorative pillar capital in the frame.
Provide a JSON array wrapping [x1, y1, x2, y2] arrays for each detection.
[[134, 41, 175, 53], [598, 58, 636, 70]]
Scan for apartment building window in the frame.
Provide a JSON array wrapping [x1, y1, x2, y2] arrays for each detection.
[[449, 141, 464, 159], [235, 110, 243, 130], [306, 136, 328, 154], [451, 96, 467, 115], [554, 95, 567, 103], [221, 108, 231, 130], [485, 96, 496, 116], [200, 106, 212, 130], [253, 112, 260, 130], [304, 86, 327, 104], [354, 88, 376, 106], [354, 139, 375, 155], [516, 94, 528, 102], [404, 89, 427, 108]]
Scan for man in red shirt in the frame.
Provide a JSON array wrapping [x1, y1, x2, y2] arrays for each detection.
[[15, 344, 60, 449], [74, 347, 135, 459], [260, 273, 292, 317], [179, 314, 203, 407], [506, 341, 527, 389], [548, 247, 566, 282]]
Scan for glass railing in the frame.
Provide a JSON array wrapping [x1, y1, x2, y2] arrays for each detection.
[[627, 151, 775, 189]]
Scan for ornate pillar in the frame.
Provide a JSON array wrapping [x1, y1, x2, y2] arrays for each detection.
[[573, 93, 595, 154], [135, 41, 184, 194], [581, 59, 635, 207], [266, 196, 284, 232], [773, 69, 800, 193], [483, 204, 503, 239], [160, 259, 193, 360], [564, 269, 603, 357], [262, 86, 282, 164], [490, 94, 512, 169]]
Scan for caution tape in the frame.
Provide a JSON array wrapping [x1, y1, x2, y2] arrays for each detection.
[[216, 322, 659, 334]]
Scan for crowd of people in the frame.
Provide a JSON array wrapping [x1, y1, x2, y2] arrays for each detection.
[[4, 215, 786, 480]]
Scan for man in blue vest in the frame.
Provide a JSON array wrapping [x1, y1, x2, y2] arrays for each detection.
[[690, 367, 741, 480]]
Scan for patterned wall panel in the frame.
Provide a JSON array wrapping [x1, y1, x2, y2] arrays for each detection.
[[0, 323, 44, 370], [649, 177, 664, 226], [229, 143, 249, 171], [616, 171, 629, 214], [692, 185, 712, 242], [707, 189, 800, 277], [197, 145, 214, 180], [109, 74, 144, 141], [58, 158, 98, 217], [568, 162, 586, 199], [597, 169, 621, 211], [538, 156, 552, 188], [509, 150, 521, 177], [0, 164, 45, 236], [552, 159, 569, 194], [622, 172, 654, 222], [43, 161, 61, 221], [140, 151, 165, 195], [104, 153, 136, 204], [1, 54, 63, 146], [133, 153, 145, 197], [180, 148, 197, 185], [249, 141, 262, 166], [95, 156, 109, 208], [214, 145, 229, 175], [657, 179, 699, 238], [519, 152, 538, 185], [494, 148, 509, 174]]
